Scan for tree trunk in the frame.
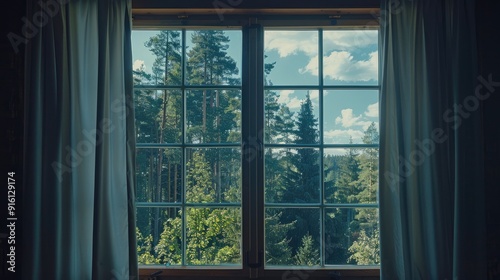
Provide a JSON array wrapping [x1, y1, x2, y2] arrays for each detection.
[[154, 35, 170, 246]]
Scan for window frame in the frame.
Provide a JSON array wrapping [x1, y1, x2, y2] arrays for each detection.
[[133, 12, 381, 280]]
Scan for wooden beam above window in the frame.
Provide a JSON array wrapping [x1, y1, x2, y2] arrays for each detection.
[[132, 0, 380, 16], [132, 0, 380, 9]]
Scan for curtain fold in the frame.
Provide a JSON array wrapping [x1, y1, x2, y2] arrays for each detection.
[[23, 0, 137, 279], [379, 1, 486, 279]]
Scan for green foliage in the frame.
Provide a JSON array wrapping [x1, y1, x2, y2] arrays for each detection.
[[334, 142, 360, 203], [186, 151, 214, 203], [353, 122, 379, 205], [187, 30, 238, 85], [135, 29, 380, 267], [186, 207, 241, 265], [265, 211, 295, 265], [348, 228, 380, 265], [291, 93, 320, 202], [281, 93, 320, 252], [295, 93, 318, 145], [323, 125, 380, 265], [144, 31, 182, 85], [294, 234, 320, 266], [136, 29, 244, 266], [136, 227, 156, 264], [155, 215, 182, 265], [347, 123, 380, 265]]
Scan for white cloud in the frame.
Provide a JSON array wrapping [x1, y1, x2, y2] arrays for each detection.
[[365, 102, 379, 118], [264, 30, 377, 59], [308, 91, 320, 109], [324, 129, 364, 142], [309, 90, 319, 100], [275, 90, 320, 110], [133, 59, 146, 71], [301, 51, 378, 82], [277, 90, 295, 104], [323, 30, 378, 51], [335, 109, 360, 127], [324, 148, 349, 156], [287, 97, 302, 109], [335, 108, 373, 130], [264, 31, 317, 58]]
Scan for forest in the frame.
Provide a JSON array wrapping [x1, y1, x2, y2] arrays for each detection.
[[133, 30, 380, 266]]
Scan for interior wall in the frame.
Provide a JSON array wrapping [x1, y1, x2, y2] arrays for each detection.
[[476, 0, 500, 279], [0, 0, 25, 279]]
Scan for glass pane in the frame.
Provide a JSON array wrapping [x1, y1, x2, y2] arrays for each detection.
[[264, 90, 319, 144], [324, 208, 379, 265], [265, 208, 320, 266], [265, 148, 320, 203], [186, 89, 241, 144], [324, 148, 378, 204], [264, 30, 318, 85], [186, 30, 242, 86], [136, 148, 182, 203], [323, 30, 378, 85], [185, 207, 242, 265], [186, 148, 241, 203], [136, 207, 182, 265], [135, 89, 182, 143], [323, 90, 379, 144], [132, 30, 182, 86]]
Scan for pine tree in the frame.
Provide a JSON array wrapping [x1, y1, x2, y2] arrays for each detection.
[[324, 139, 361, 264], [186, 30, 240, 206], [185, 151, 215, 264], [282, 94, 319, 204], [186, 30, 239, 143], [323, 154, 342, 202], [348, 228, 380, 265], [334, 142, 360, 203], [186, 151, 215, 203], [137, 30, 243, 265], [278, 93, 320, 255], [348, 122, 380, 264], [143, 31, 183, 246], [264, 104, 296, 202], [264, 90, 280, 144], [144, 31, 182, 85], [275, 105, 296, 144], [185, 151, 241, 265], [354, 122, 379, 205], [265, 210, 295, 265], [292, 93, 319, 202], [263, 55, 279, 144], [133, 67, 162, 208], [133, 66, 166, 259], [294, 234, 320, 266]]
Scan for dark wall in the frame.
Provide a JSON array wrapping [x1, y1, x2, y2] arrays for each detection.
[[0, 5, 25, 177], [477, 0, 500, 279], [0, 1, 25, 280]]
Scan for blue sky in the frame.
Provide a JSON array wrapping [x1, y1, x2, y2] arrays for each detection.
[[131, 29, 379, 150]]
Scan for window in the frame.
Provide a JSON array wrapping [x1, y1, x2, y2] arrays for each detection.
[[132, 14, 379, 279]]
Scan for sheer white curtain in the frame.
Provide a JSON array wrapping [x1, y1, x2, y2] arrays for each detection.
[[23, 0, 137, 278], [379, 0, 486, 279]]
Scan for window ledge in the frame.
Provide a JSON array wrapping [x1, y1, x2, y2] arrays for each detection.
[[138, 267, 380, 280]]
